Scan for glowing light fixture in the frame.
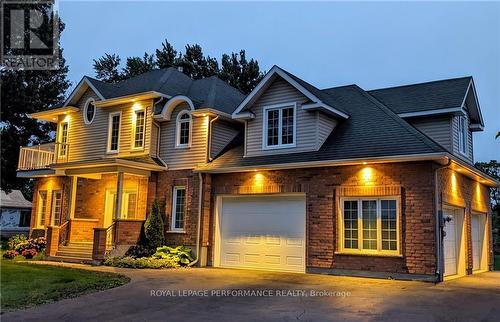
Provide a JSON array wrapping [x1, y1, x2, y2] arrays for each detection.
[[362, 162, 367, 165]]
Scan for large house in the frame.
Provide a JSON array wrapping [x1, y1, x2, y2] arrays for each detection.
[[18, 66, 498, 282]]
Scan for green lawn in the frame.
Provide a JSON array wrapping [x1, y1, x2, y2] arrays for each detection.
[[0, 260, 130, 312], [495, 255, 500, 271]]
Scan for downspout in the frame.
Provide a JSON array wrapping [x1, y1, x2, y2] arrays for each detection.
[[207, 116, 220, 162], [434, 158, 451, 282], [188, 172, 204, 267]]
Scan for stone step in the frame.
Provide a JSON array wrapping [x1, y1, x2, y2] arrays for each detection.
[[56, 250, 93, 258]]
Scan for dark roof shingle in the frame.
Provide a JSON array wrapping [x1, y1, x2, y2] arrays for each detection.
[[367, 77, 471, 114]]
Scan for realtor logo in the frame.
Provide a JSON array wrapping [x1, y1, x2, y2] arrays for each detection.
[[1, 0, 59, 70]]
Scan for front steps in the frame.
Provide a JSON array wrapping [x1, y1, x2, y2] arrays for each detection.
[[48, 242, 94, 264]]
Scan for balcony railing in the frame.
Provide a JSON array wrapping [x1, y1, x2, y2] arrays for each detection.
[[17, 142, 70, 170]]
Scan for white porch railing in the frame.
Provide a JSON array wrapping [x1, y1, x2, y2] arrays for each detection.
[[17, 142, 70, 170]]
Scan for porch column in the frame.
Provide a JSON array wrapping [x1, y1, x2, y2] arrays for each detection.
[[68, 176, 77, 219], [114, 172, 124, 222]]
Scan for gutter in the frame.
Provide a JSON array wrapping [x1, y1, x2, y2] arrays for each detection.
[[434, 157, 451, 282], [188, 172, 203, 267]]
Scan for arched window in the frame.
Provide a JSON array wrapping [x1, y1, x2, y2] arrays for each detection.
[[83, 98, 96, 124], [176, 110, 191, 148]]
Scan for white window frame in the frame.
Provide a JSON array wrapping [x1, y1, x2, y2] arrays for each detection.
[[458, 116, 467, 155], [83, 98, 96, 125], [37, 190, 48, 228], [50, 190, 62, 226], [338, 197, 401, 256], [171, 186, 186, 232], [262, 102, 297, 150], [175, 110, 192, 148], [131, 108, 146, 150], [107, 111, 121, 153], [58, 121, 69, 157]]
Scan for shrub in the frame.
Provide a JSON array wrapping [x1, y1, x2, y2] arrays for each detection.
[[32, 250, 46, 261], [2, 250, 19, 259], [153, 246, 193, 265], [125, 245, 155, 258], [7, 235, 46, 253], [144, 199, 165, 250], [21, 248, 37, 259], [7, 234, 27, 251], [104, 256, 179, 269]]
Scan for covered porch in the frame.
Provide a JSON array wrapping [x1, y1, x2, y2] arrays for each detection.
[[42, 160, 160, 261]]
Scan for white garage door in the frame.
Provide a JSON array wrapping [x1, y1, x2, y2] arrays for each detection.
[[443, 211, 458, 276], [472, 214, 485, 271], [217, 195, 306, 273]]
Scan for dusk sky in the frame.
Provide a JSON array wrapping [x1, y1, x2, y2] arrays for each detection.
[[59, 1, 499, 162]]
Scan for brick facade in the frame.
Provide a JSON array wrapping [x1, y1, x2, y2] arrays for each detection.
[[437, 168, 493, 273], [209, 162, 438, 276]]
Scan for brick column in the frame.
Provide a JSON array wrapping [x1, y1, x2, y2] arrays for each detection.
[[92, 228, 107, 261], [46, 226, 60, 256]]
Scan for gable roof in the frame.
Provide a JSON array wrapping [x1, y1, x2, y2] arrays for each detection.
[[198, 84, 446, 172], [232, 65, 349, 119], [65, 68, 245, 115], [0, 190, 32, 208], [367, 76, 483, 126]]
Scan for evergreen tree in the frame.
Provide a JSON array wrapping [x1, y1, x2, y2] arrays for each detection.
[[122, 53, 157, 78], [219, 50, 264, 94], [93, 53, 123, 83], [143, 199, 165, 250], [156, 39, 178, 69], [1, 6, 70, 198]]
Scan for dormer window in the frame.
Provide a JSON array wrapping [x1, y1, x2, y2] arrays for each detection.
[[263, 103, 296, 149], [176, 110, 191, 148], [83, 98, 96, 124], [458, 116, 467, 154]]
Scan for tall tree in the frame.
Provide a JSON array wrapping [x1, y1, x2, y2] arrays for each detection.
[[122, 53, 157, 79], [1, 6, 70, 199], [156, 39, 178, 69], [93, 53, 122, 83], [219, 50, 264, 94]]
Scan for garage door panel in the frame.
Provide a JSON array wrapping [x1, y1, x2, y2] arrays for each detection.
[[218, 195, 306, 273]]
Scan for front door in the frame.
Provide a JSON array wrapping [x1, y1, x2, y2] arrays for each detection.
[[104, 190, 116, 228]]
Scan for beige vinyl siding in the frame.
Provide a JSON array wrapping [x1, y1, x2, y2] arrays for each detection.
[[451, 111, 473, 163], [246, 77, 334, 157], [210, 120, 240, 159], [150, 122, 160, 158], [159, 104, 208, 169], [57, 88, 153, 162], [317, 111, 337, 149], [408, 116, 453, 151]]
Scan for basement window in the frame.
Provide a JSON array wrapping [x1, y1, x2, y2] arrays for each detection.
[[339, 198, 400, 256]]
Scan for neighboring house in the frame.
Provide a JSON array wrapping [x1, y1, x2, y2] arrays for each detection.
[[17, 66, 498, 282], [0, 190, 32, 239]]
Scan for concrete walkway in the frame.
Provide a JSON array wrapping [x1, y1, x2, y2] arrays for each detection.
[[3, 262, 500, 322]]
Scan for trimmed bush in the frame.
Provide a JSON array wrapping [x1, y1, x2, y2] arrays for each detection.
[[7, 234, 27, 251], [7, 235, 46, 253], [104, 256, 179, 269], [144, 199, 165, 250]]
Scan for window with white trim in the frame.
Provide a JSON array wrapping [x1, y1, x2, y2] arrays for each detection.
[[458, 116, 467, 154], [340, 198, 399, 255], [171, 186, 186, 231], [133, 110, 146, 148], [83, 98, 96, 124], [51, 190, 62, 226], [263, 104, 296, 149], [176, 111, 191, 147], [58, 122, 69, 157], [37, 191, 47, 227], [107, 112, 121, 152]]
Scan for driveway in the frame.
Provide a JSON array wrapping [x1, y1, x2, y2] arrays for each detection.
[[3, 263, 500, 322]]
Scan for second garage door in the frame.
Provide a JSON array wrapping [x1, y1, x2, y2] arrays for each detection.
[[216, 194, 306, 273]]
